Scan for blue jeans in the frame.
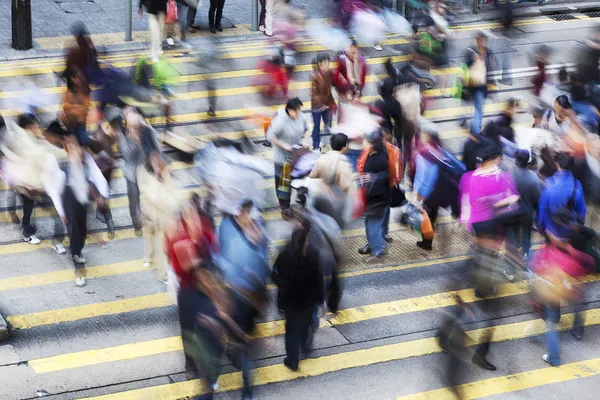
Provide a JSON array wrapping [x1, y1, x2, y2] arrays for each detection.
[[365, 212, 386, 256], [545, 305, 561, 366], [471, 87, 486, 135], [382, 205, 390, 237], [346, 149, 362, 172], [311, 109, 331, 150]]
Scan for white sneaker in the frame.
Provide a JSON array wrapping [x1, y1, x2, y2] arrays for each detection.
[[373, 44, 383, 51], [143, 259, 152, 268], [503, 270, 515, 282], [70, 254, 86, 265], [52, 242, 67, 255], [542, 354, 550, 364], [75, 276, 86, 287], [23, 235, 41, 245], [212, 382, 219, 391], [167, 37, 175, 46], [158, 276, 168, 285], [259, 25, 266, 32]]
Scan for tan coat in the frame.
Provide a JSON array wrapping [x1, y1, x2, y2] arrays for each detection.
[[309, 151, 354, 191]]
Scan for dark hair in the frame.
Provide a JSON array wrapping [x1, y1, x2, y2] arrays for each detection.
[[555, 95, 572, 110], [476, 144, 502, 164], [514, 149, 531, 168], [315, 53, 330, 65], [46, 120, 69, 137], [350, 40, 358, 48], [378, 77, 395, 98], [554, 151, 574, 171], [330, 133, 349, 151], [476, 30, 488, 40], [17, 113, 37, 129], [364, 130, 385, 151], [285, 97, 303, 114], [290, 221, 311, 260], [0, 116, 5, 130], [507, 98, 519, 108]]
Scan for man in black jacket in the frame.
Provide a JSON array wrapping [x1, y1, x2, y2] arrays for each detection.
[[139, 0, 168, 62]]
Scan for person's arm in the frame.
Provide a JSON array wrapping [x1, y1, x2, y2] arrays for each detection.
[[414, 155, 438, 201], [575, 180, 587, 224], [266, 117, 292, 152], [84, 153, 110, 200], [537, 189, 549, 236], [337, 159, 355, 191]]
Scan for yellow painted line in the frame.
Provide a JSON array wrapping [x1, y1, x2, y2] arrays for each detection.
[[8, 293, 172, 329], [27, 265, 584, 374], [397, 357, 600, 400], [0, 260, 147, 292], [81, 308, 600, 400]]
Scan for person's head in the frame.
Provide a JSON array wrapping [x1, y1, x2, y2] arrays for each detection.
[[330, 133, 349, 152], [315, 53, 330, 73], [378, 77, 395, 99], [553, 95, 572, 122], [237, 198, 254, 224], [514, 149, 532, 169], [285, 97, 303, 120], [475, 31, 488, 48], [505, 98, 519, 118], [476, 144, 502, 168], [554, 151, 574, 171], [347, 40, 359, 60], [363, 130, 384, 154], [104, 107, 125, 138], [290, 219, 311, 258]]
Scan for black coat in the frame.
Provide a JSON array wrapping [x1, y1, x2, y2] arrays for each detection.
[[363, 150, 390, 214], [272, 244, 324, 313]]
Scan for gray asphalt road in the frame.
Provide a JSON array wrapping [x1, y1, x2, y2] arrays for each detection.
[[0, 15, 599, 400]]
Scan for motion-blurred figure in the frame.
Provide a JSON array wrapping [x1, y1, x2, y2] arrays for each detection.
[[310, 53, 336, 151], [334, 41, 367, 102]]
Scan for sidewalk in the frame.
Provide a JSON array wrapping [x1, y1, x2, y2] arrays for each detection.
[[1, 0, 600, 61]]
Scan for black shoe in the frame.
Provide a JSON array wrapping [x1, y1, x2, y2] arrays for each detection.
[[384, 234, 393, 244], [358, 244, 371, 255], [416, 240, 433, 251], [283, 357, 298, 371], [216, 25, 223, 32], [207, 108, 216, 117], [472, 354, 496, 371], [571, 328, 584, 341], [209, 26, 217, 34]]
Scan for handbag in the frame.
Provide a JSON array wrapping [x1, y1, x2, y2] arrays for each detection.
[[390, 185, 406, 208], [166, 0, 178, 24]]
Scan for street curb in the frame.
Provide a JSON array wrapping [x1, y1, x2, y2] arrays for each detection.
[[0, 313, 9, 342]]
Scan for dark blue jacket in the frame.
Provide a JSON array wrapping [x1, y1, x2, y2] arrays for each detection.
[[538, 170, 586, 239]]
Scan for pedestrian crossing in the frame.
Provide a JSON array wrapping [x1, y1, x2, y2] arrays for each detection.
[[1, 16, 598, 399]]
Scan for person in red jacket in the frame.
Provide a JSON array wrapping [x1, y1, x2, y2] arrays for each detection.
[[334, 41, 367, 102]]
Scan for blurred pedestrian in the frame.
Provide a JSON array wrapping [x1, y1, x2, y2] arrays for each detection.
[[138, 153, 181, 282], [509, 149, 542, 259], [334, 41, 367, 102], [176, 0, 199, 39], [540, 95, 574, 136], [309, 133, 355, 192], [60, 68, 92, 147], [356, 130, 391, 260], [272, 221, 324, 372], [61, 133, 109, 287], [105, 109, 162, 236], [373, 77, 403, 147], [266, 98, 308, 214], [139, 0, 168, 62], [311, 53, 336, 151], [414, 130, 462, 250]]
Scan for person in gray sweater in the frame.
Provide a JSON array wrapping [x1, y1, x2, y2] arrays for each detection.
[[266, 98, 308, 212], [509, 149, 543, 258]]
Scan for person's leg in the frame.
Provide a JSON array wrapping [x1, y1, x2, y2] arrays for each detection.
[[471, 88, 485, 135], [206, 79, 217, 116], [544, 304, 561, 366], [20, 194, 36, 238], [148, 14, 161, 61], [187, 5, 198, 29], [311, 110, 322, 150], [158, 12, 166, 52], [144, 224, 155, 266], [215, 0, 225, 29], [298, 307, 314, 354], [208, 0, 217, 31], [155, 226, 168, 281], [259, 0, 267, 28], [177, 3, 188, 41], [126, 180, 143, 232], [572, 287, 586, 340], [521, 215, 533, 258], [382, 205, 390, 238], [284, 310, 301, 369], [265, 0, 275, 36], [366, 214, 385, 256], [7, 190, 19, 224]]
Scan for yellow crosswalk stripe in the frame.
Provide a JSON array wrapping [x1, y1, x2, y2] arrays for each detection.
[[79, 308, 600, 399], [397, 357, 600, 400], [0, 260, 147, 292], [24, 262, 573, 373]]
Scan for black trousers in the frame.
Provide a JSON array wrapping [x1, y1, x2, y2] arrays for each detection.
[[63, 186, 88, 258], [284, 307, 313, 368], [209, 0, 225, 28], [21, 194, 35, 237]]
